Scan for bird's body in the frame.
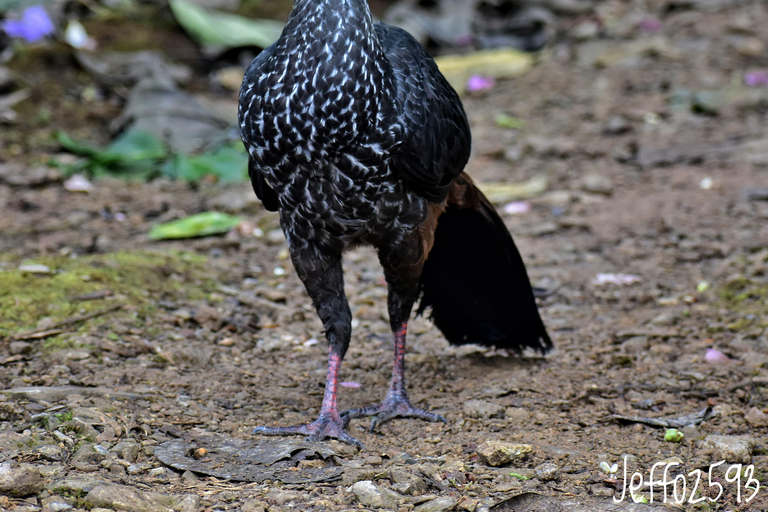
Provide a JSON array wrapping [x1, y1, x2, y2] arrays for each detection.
[[239, 0, 551, 447]]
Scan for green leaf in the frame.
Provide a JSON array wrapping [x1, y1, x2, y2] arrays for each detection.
[[149, 212, 242, 241], [169, 0, 283, 50], [56, 131, 100, 157], [97, 130, 168, 164], [495, 114, 526, 129]]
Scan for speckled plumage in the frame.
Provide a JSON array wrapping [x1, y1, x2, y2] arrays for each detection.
[[239, 0, 549, 447], [239, 0, 470, 255]]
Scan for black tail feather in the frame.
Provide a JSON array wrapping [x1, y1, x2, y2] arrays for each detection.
[[417, 194, 552, 354]]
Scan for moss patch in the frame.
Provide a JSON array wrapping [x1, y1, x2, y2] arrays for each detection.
[[0, 250, 214, 337]]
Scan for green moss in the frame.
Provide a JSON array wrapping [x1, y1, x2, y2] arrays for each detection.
[[718, 276, 768, 318], [0, 250, 214, 337]]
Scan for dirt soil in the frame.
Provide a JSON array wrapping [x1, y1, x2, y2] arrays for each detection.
[[1, 1, 768, 511]]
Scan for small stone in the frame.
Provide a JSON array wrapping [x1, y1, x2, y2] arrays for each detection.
[[681, 425, 701, 441], [699, 435, 755, 464], [413, 496, 458, 512], [505, 407, 531, 423], [111, 440, 140, 463], [47, 502, 74, 511], [71, 443, 106, 471], [463, 399, 504, 419], [581, 174, 613, 195], [85, 484, 176, 512], [535, 462, 559, 481], [35, 444, 68, 461], [0, 463, 45, 497], [745, 407, 768, 427], [603, 115, 631, 135], [9, 342, 33, 355], [476, 441, 533, 466], [18, 263, 52, 274], [53, 430, 74, 447], [347, 480, 399, 510], [148, 467, 167, 477]]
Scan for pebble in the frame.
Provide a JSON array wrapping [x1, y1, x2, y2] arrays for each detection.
[[476, 441, 533, 466], [581, 173, 613, 195], [463, 399, 504, 419], [535, 462, 560, 481], [71, 443, 106, 471], [699, 435, 755, 463], [505, 407, 531, 423], [0, 463, 45, 497], [35, 444, 68, 461], [603, 115, 631, 135], [18, 263, 52, 274], [47, 502, 74, 511], [413, 496, 458, 512], [53, 430, 75, 447], [111, 440, 141, 463], [347, 480, 400, 510], [745, 407, 768, 427], [85, 484, 182, 512], [9, 341, 33, 355]]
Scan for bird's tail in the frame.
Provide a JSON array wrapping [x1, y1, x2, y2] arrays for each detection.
[[416, 174, 552, 354]]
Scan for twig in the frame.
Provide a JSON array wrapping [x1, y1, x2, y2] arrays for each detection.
[[12, 304, 123, 340]]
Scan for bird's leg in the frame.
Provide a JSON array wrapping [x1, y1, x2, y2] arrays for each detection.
[[253, 248, 363, 448], [342, 234, 446, 432]]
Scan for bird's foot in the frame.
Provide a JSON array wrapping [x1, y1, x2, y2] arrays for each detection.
[[252, 413, 363, 449], [342, 394, 446, 433]]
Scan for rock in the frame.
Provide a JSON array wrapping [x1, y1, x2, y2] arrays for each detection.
[[50, 477, 111, 495], [413, 496, 458, 512], [745, 407, 768, 427], [175, 494, 201, 512], [603, 115, 631, 135], [535, 462, 560, 481], [0, 463, 44, 497], [241, 499, 269, 512], [18, 263, 53, 274], [476, 441, 533, 466], [681, 425, 702, 441], [347, 480, 400, 510], [85, 484, 181, 512], [505, 407, 531, 423], [743, 187, 768, 201], [581, 174, 613, 195], [522, 136, 576, 157], [35, 444, 68, 461], [111, 440, 141, 462], [699, 435, 755, 464], [71, 443, 107, 472], [390, 470, 428, 495], [45, 501, 74, 511], [463, 399, 504, 419], [9, 342, 33, 355]]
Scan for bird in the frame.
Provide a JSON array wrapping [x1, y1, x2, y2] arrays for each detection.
[[238, 0, 551, 448]]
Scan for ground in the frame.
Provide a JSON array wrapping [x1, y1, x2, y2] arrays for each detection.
[[1, 1, 768, 511]]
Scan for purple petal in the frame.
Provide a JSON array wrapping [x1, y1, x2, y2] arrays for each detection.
[[340, 381, 361, 388], [638, 18, 662, 33], [466, 75, 495, 92], [744, 71, 768, 87], [2, 5, 54, 43], [705, 348, 732, 365], [503, 201, 531, 215]]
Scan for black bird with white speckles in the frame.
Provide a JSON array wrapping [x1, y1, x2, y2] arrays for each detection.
[[239, 0, 552, 447]]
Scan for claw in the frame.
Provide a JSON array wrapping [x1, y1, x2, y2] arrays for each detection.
[[252, 415, 364, 448], [343, 394, 446, 433]]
